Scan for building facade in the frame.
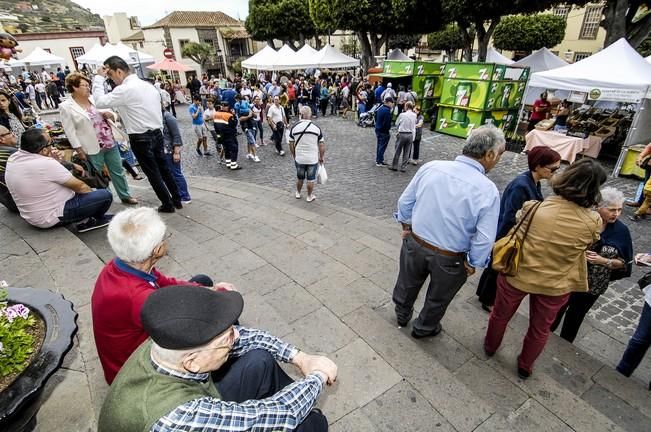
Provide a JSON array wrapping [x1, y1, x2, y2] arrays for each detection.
[[549, 2, 607, 62], [14, 31, 107, 70]]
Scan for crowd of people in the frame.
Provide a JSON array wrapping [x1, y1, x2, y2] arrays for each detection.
[[2, 53, 651, 430]]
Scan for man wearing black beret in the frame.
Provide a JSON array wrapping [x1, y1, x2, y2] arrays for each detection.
[[98, 285, 337, 432]]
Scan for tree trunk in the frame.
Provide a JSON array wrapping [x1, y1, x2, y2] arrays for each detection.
[[267, 39, 276, 49], [357, 31, 375, 72], [603, 0, 628, 47], [475, 18, 499, 62], [457, 23, 474, 62], [314, 36, 323, 50]]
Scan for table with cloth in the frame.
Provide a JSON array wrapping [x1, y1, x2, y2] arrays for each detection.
[[524, 129, 603, 163]]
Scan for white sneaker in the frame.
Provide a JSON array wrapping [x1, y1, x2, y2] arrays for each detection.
[[306, 194, 316, 202], [246, 154, 253, 160], [253, 156, 261, 162], [181, 200, 192, 204], [279, 150, 285, 156], [295, 191, 301, 199]]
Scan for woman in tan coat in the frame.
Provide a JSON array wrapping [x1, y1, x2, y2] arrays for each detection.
[[484, 158, 607, 379]]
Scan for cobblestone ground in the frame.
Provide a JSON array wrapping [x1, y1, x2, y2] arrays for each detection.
[[45, 104, 651, 338]]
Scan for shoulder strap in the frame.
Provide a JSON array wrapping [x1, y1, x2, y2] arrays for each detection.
[[507, 201, 542, 242], [292, 121, 313, 148]]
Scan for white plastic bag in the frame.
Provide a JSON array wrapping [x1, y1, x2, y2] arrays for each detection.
[[317, 163, 328, 185]]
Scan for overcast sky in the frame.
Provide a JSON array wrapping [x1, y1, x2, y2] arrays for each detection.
[[73, 0, 249, 26]]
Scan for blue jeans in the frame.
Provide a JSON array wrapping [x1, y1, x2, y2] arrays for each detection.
[[295, 162, 318, 181], [376, 130, 390, 164], [165, 153, 191, 201], [617, 301, 651, 376], [58, 189, 113, 225]]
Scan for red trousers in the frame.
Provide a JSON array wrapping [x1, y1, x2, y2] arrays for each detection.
[[484, 274, 569, 373]]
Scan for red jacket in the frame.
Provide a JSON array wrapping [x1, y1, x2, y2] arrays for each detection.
[[91, 258, 192, 384]]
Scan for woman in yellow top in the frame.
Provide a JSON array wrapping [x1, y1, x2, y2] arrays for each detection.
[[484, 158, 606, 379], [279, 85, 290, 125]]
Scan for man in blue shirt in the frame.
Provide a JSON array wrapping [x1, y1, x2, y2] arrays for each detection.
[[189, 95, 210, 156], [392, 125, 505, 339], [221, 84, 238, 109], [374, 97, 394, 166], [374, 82, 385, 103]]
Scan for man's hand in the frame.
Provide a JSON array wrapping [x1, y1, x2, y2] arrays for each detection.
[[292, 351, 338, 386], [464, 261, 476, 276], [97, 66, 108, 78], [75, 147, 87, 160], [173, 152, 181, 163], [213, 282, 237, 291]]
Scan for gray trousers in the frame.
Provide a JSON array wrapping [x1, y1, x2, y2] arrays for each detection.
[[391, 132, 413, 170], [392, 235, 468, 334]]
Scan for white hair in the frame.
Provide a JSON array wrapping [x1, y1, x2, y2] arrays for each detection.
[[151, 342, 195, 365], [598, 187, 624, 208], [462, 125, 506, 159], [300, 105, 312, 119], [107, 207, 166, 263]]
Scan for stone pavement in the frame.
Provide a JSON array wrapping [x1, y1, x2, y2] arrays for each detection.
[[2, 172, 651, 431]]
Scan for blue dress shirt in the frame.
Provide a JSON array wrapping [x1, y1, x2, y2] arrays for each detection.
[[395, 156, 500, 268]]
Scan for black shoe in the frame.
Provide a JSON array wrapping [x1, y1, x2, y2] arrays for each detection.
[[76, 214, 113, 233], [517, 367, 531, 379], [388, 167, 398, 171], [411, 325, 442, 339], [174, 202, 183, 210], [484, 347, 495, 357], [157, 205, 175, 213], [481, 303, 492, 313], [397, 317, 410, 327], [399, 168, 406, 172]]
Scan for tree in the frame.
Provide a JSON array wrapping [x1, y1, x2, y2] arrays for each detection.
[[181, 42, 214, 70], [493, 14, 566, 53], [602, 1, 651, 48], [442, 0, 588, 61], [388, 34, 421, 51], [309, 0, 442, 71], [638, 34, 651, 56], [427, 23, 465, 61], [246, 0, 317, 48]]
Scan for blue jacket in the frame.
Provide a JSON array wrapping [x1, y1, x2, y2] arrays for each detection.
[[221, 89, 237, 109], [375, 104, 392, 133], [496, 171, 543, 239], [374, 85, 385, 102]]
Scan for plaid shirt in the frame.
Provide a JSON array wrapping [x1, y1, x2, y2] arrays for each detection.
[[150, 327, 325, 431]]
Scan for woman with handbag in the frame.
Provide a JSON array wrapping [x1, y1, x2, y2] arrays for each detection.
[[476, 146, 561, 311], [59, 73, 137, 205], [551, 187, 633, 342], [484, 158, 606, 379]]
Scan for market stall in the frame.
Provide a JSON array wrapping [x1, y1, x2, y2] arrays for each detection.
[[528, 38, 651, 175], [513, 48, 568, 105], [241, 45, 278, 70], [435, 62, 529, 138], [18, 47, 65, 67], [524, 129, 602, 163]]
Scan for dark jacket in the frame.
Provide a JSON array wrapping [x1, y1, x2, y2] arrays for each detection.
[[496, 171, 543, 239], [375, 104, 392, 133], [599, 219, 633, 281]]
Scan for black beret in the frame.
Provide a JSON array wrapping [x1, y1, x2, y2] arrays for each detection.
[[141, 286, 243, 349]]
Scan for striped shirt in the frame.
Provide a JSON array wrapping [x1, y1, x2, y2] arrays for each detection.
[[151, 326, 325, 431]]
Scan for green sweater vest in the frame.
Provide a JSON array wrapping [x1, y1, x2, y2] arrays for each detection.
[[98, 340, 221, 432]]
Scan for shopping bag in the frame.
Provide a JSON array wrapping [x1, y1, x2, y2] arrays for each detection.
[[492, 201, 541, 276], [317, 163, 328, 185]]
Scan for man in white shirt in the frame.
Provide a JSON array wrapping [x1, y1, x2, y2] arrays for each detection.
[[92, 56, 181, 213], [5, 128, 113, 232], [288, 106, 325, 202], [390, 101, 417, 172], [40, 68, 50, 84]]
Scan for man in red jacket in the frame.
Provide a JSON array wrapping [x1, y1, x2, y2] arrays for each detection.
[[92, 207, 233, 384]]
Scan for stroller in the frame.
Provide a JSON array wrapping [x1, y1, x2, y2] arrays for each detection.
[[357, 103, 381, 128]]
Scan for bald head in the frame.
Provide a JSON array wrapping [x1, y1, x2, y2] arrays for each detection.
[[0, 126, 17, 147]]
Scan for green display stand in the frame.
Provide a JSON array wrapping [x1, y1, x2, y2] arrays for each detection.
[[436, 62, 529, 138]]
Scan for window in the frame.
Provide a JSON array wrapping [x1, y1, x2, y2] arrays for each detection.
[[69, 46, 85, 69], [139, 41, 144, 48], [579, 4, 603, 40], [553, 5, 571, 20], [179, 39, 190, 58], [574, 51, 591, 62]]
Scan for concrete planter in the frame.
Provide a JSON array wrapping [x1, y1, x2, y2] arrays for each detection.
[[0, 288, 78, 432]]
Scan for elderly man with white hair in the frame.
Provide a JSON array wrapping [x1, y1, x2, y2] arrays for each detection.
[[392, 125, 505, 339], [92, 207, 230, 384], [288, 105, 326, 202]]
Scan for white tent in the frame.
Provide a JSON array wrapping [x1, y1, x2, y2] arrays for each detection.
[[486, 47, 514, 65], [272, 44, 298, 70], [75, 43, 106, 66], [76, 43, 153, 66], [19, 47, 65, 67], [647, 55, 651, 64], [306, 44, 360, 69], [242, 45, 278, 70], [529, 39, 651, 102], [273, 44, 316, 70], [387, 49, 411, 61], [114, 43, 154, 64], [513, 48, 568, 73], [2, 58, 25, 69]]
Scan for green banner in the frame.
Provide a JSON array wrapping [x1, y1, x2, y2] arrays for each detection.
[[383, 60, 415, 75], [436, 107, 518, 138], [443, 63, 495, 81], [413, 61, 445, 76]]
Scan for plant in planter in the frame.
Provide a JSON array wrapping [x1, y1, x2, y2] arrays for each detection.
[[0, 286, 77, 432]]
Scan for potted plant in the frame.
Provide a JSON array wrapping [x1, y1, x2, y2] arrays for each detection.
[[0, 286, 77, 432]]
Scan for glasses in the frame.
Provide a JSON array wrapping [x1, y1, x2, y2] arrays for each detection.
[[546, 165, 561, 173], [192, 327, 237, 354]]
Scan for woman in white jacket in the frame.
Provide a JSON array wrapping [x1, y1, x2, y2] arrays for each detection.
[[60, 72, 137, 205]]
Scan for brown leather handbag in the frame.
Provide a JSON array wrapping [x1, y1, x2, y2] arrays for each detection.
[[492, 201, 542, 276]]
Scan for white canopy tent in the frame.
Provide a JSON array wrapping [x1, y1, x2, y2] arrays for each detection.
[[18, 47, 65, 67], [76, 43, 153, 66], [514, 48, 569, 105], [241, 45, 278, 70], [272, 44, 298, 70], [647, 55, 651, 63], [529, 39, 651, 175], [279, 44, 318, 69], [473, 47, 514, 65], [304, 44, 360, 69]]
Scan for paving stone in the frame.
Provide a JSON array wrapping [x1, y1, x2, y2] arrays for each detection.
[[60, 335, 84, 372], [342, 306, 493, 432], [240, 263, 293, 296], [36, 368, 95, 432], [285, 306, 357, 355], [319, 338, 402, 422], [356, 234, 401, 260], [329, 409, 377, 432], [239, 292, 293, 338], [592, 366, 651, 419], [165, 213, 219, 243], [474, 399, 572, 432], [226, 218, 285, 250], [582, 383, 651, 432], [360, 381, 455, 432], [324, 243, 397, 278], [154, 256, 193, 281], [262, 282, 322, 324], [297, 227, 343, 251], [306, 275, 387, 318]]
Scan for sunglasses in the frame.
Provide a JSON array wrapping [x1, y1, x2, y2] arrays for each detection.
[[546, 165, 560, 173]]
